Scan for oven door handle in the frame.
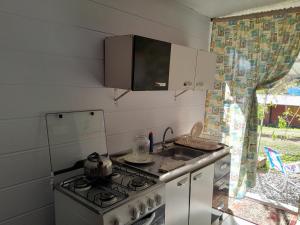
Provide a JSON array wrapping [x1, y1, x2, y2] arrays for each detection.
[[141, 212, 156, 225]]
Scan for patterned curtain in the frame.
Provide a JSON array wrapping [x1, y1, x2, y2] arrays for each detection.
[[204, 12, 300, 198]]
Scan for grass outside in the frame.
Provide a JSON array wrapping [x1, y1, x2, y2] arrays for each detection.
[[260, 126, 300, 139], [258, 126, 300, 163]]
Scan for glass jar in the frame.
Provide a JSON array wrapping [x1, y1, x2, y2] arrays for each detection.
[[133, 135, 150, 161]]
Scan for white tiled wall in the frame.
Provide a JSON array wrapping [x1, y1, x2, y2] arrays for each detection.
[[0, 0, 210, 224]]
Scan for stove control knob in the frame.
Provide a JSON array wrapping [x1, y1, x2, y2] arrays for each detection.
[[130, 206, 140, 220], [139, 202, 147, 215], [147, 198, 155, 209], [155, 194, 162, 206], [111, 218, 121, 225]]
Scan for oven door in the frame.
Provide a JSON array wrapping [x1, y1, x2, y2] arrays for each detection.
[[132, 205, 165, 225]]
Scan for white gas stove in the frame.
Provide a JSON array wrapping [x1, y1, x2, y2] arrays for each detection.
[[55, 163, 165, 225], [45, 110, 165, 225]]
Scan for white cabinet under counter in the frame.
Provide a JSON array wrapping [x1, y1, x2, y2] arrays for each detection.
[[165, 173, 190, 225], [165, 164, 214, 225], [189, 164, 214, 225]]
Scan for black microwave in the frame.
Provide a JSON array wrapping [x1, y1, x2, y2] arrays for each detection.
[[105, 35, 171, 91]]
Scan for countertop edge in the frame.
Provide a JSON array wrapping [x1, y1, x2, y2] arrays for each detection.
[[112, 146, 231, 183]]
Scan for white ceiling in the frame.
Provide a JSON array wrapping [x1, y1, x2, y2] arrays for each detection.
[[176, 0, 290, 17]]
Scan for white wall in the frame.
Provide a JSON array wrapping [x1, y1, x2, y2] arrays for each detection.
[[0, 0, 210, 224]]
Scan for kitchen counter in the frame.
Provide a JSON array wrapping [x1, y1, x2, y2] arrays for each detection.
[[112, 144, 231, 183]]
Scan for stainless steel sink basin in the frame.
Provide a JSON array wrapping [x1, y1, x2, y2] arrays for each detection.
[[157, 146, 205, 161]]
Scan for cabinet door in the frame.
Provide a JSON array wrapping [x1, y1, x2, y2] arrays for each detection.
[[189, 164, 214, 225], [133, 35, 171, 91], [168, 44, 197, 90], [165, 173, 190, 225], [104, 35, 133, 89], [195, 50, 216, 91]]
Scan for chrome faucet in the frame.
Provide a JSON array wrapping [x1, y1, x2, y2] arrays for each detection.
[[162, 127, 174, 150]]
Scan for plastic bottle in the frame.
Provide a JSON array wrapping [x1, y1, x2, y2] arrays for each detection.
[[148, 132, 154, 153]]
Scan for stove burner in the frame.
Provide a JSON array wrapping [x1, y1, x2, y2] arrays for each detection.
[[99, 192, 115, 201], [94, 191, 118, 207], [131, 177, 146, 187], [130, 177, 149, 190], [60, 165, 157, 210], [74, 178, 92, 191]]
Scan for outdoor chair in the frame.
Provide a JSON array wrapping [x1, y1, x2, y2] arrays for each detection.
[[263, 147, 300, 194]]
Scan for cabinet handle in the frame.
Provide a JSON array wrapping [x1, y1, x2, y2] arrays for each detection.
[[183, 81, 192, 86], [193, 173, 202, 181], [220, 164, 228, 170], [154, 82, 166, 87], [196, 82, 204, 87], [177, 178, 188, 187]]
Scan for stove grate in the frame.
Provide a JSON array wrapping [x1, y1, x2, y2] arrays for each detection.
[[60, 164, 157, 208]]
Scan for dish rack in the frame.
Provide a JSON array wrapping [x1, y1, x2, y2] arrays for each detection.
[[175, 136, 223, 151]]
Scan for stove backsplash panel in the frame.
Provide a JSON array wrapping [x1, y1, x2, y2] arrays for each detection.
[[46, 110, 108, 173]]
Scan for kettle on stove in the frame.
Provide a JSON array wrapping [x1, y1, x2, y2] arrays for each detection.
[[84, 152, 112, 178]]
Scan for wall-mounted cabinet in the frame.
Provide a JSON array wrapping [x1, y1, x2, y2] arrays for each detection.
[[168, 45, 216, 92], [104, 35, 216, 96], [105, 35, 171, 91], [194, 50, 216, 91], [168, 44, 197, 90]]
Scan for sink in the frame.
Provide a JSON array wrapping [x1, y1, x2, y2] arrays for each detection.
[[157, 146, 205, 161]]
